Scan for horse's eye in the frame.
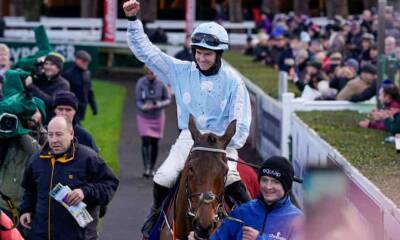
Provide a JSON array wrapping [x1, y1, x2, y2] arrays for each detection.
[[189, 167, 194, 175]]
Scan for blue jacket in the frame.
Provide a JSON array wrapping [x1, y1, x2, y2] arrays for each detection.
[[20, 141, 119, 240], [211, 195, 303, 240]]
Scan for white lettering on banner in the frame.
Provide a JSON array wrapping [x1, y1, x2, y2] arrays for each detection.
[[10, 46, 39, 62], [269, 232, 286, 240], [9, 45, 76, 63], [262, 169, 281, 178]]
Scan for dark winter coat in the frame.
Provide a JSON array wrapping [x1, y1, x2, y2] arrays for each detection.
[[20, 141, 119, 240]]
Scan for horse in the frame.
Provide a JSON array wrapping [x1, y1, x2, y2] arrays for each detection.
[[159, 116, 237, 240]]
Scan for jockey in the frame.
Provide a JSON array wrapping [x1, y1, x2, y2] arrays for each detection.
[[123, 1, 252, 238]]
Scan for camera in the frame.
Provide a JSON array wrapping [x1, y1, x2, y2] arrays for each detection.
[[0, 113, 18, 133], [31, 60, 45, 81]]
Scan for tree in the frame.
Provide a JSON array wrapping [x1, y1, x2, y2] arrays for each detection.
[[139, 0, 157, 22], [81, 0, 98, 18], [261, 0, 279, 15], [228, 0, 243, 22], [294, 0, 309, 15], [363, 0, 377, 9], [326, 0, 348, 18]]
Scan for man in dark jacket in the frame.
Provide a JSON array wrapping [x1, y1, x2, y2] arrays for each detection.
[[63, 50, 97, 123], [19, 116, 119, 240], [53, 91, 99, 152], [25, 52, 70, 124]]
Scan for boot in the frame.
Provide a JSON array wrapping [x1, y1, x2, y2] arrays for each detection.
[[142, 143, 151, 178], [141, 182, 170, 238], [149, 139, 159, 177], [225, 180, 251, 205]]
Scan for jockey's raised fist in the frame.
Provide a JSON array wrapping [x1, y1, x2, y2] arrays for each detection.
[[123, 0, 140, 17]]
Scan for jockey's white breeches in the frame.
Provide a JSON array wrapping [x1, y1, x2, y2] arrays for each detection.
[[153, 130, 242, 188]]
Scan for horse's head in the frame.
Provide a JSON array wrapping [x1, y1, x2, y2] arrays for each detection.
[[185, 115, 236, 239]]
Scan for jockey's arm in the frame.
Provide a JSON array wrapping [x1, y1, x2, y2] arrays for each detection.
[[126, 19, 190, 88], [228, 78, 251, 149]]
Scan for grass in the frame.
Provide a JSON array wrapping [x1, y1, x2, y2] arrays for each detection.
[[297, 111, 400, 206], [223, 51, 300, 98], [81, 80, 126, 174]]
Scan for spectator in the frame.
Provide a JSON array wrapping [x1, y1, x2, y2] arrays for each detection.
[[150, 27, 167, 44], [194, 156, 303, 240], [328, 24, 345, 54], [336, 64, 377, 101], [326, 52, 343, 80], [359, 84, 400, 132], [384, 36, 400, 82], [0, 18, 5, 38], [256, 11, 272, 34], [0, 44, 11, 77], [361, 9, 374, 33], [27, 98, 48, 146], [278, 34, 301, 72], [63, 50, 97, 123], [327, 58, 359, 97], [0, 76, 3, 100], [0, 127, 39, 216], [135, 67, 171, 177], [53, 91, 99, 152], [289, 61, 329, 100], [19, 116, 119, 240], [174, 35, 193, 61], [24, 52, 70, 123], [358, 33, 375, 63]]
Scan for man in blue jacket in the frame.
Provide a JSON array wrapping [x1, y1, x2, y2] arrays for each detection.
[[19, 116, 119, 240], [201, 156, 303, 240]]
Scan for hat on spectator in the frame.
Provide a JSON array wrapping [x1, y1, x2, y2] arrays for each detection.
[[258, 156, 299, 194], [53, 91, 79, 111], [300, 31, 311, 43], [307, 61, 322, 70], [360, 64, 377, 75], [344, 58, 359, 72], [330, 52, 343, 61], [75, 50, 92, 63], [362, 33, 375, 41], [45, 52, 65, 70], [331, 24, 343, 32]]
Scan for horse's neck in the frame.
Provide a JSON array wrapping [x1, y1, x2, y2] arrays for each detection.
[[173, 176, 192, 238]]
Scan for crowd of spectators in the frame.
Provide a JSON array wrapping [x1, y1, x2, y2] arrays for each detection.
[[0, 39, 118, 239], [244, 7, 400, 138]]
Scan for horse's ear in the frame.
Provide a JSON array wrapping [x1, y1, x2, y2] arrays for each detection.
[[221, 119, 236, 147], [188, 114, 201, 140]]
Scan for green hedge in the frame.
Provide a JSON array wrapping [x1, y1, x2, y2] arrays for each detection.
[[81, 80, 126, 174]]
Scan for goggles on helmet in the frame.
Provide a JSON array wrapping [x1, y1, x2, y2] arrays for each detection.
[[191, 33, 228, 47]]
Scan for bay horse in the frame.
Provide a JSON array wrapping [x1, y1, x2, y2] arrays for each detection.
[[159, 116, 236, 240]]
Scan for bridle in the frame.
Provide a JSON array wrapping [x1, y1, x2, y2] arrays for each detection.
[[185, 146, 228, 237]]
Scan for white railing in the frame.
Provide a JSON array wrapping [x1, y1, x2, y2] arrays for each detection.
[[3, 17, 255, 45]]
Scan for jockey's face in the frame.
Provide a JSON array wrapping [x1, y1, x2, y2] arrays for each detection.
[[260, 176, 285, 205], [195, 48, 217, 71]]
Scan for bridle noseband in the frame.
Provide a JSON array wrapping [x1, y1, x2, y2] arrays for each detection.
[[185, 146, 228, 231]]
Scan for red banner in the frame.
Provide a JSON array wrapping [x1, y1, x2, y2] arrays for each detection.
[[185, 0, 196, 36], [103, 0, 117, 42]]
